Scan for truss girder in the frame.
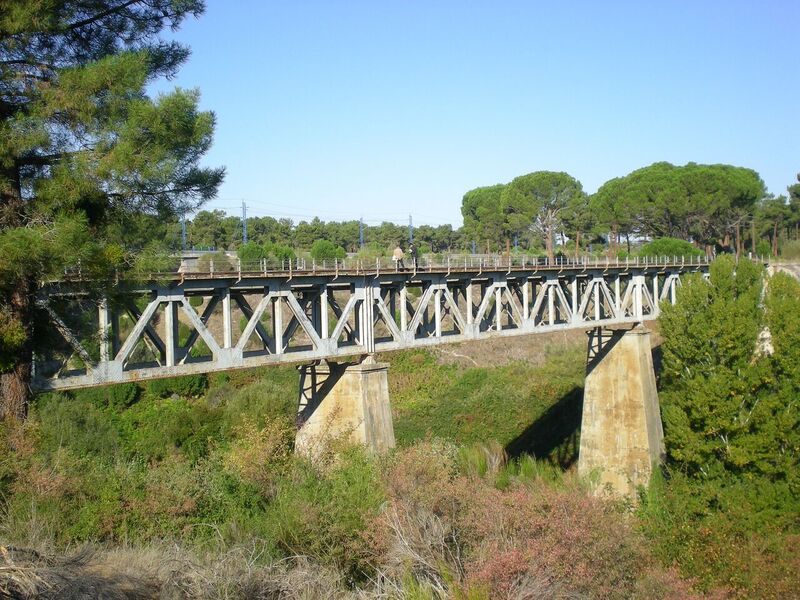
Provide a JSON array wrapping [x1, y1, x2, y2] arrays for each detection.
[[33, 266, 704, 390]]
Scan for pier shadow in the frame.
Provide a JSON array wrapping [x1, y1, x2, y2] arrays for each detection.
[[504, 335, 664, 470], [296, 361, 349, 428], [651, 343, 663, 380], [504, 386, 583, 469]]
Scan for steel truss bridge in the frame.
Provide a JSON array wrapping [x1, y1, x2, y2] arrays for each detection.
[[33, 256, 710, 391]]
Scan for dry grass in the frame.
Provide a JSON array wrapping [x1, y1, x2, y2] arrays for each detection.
[[0, 542, 354, 600], [429, 329, 586, 368]]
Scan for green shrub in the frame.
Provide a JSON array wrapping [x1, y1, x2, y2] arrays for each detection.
[[196, 251, 235, 271], [222, 418, 294, 498], [310, 239, 346, 261], [265, 446, 385, 579], [220, 372, 296, 433], [73, 382, 140, 410], [35, 395, 120, 456], [118, 395, 221, 462], [639, 469, 800, 595], [237, 241, 266, 264], [638, 237, 703, 258], [658, 257, 769, 478], [755, 239, 771, 257], [353, 241, 386, 261], [264, 242, 295, 263], [146, 374, 208, 398], [650, 256, 800, 596]]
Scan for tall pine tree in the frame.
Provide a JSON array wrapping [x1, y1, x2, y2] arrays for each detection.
[[659, 256, 799, 485], [0, 1, 223, 420]]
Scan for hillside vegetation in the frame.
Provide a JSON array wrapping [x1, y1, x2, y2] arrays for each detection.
[[1, 257, 799, 599]]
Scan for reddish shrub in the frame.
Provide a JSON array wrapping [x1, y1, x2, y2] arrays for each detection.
[[377, 443, 700, 599]]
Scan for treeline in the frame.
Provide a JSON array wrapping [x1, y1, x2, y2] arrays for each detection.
[[152, 162, 800, 260], [462, 162, 800, 259], [182, 212, 461, 255]]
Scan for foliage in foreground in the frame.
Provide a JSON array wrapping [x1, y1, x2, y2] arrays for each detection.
[[1, 424, 702, 599], [1, 295, 799, 597], [638, 237, 704, 258], [658, 256, 799, 483], [645, 255, 800, 595], [0, 345, 701, 598]]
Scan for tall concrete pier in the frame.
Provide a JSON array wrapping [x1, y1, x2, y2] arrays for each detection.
[[295, 358, 395, 457], [578, 327, 664, 497]]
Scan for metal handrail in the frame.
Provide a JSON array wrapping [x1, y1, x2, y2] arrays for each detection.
[[50, 253, 723, 283]]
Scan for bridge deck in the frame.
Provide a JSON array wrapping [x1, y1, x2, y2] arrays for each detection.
[[34, 258, 710, 390]]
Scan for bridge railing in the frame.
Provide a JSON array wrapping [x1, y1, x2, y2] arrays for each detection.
[[35, 255, 722, 390], [57, 253, 729, 282]]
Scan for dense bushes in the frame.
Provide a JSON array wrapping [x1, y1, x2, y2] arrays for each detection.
[[3, 298, 799, 597], [309, 239, 346, 261], [0, 416, 699, 597], [658, 257, 799, 482], [146, 374, 208, 399], [266, 446, 385, 580], [638, 237, 704, 258], [647, 255, 800, 596], [0, 353, 703, 598], [73, 382, 140, 410], [237, 241, 295, 265], [236, 241, 266, 264], [640, 470, 800, 596], [370, 441, 698, 599]]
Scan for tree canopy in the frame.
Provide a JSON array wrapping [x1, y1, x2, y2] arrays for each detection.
[[461, 184, 506, 248], [0, 0, 223, 419], [457, 162, 788, 258], [460, 172, 586, 260], [658, 256, 799, 483], [500, 171, 585, 262], [590, 162, 765, 251]]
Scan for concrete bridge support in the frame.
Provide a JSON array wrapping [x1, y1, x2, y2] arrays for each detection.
[[578, 326, 664, 498], [295, 357, 395, 457]]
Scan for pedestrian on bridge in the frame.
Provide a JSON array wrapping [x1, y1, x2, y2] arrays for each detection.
[[409, 242, 418, 269], [392, 245, 405, 270]]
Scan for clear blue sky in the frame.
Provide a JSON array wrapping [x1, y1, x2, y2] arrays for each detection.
[[152, 0, 800, 227]]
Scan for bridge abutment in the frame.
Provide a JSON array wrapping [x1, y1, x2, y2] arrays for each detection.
[[295, 357, 395, 457], [578, 326, 664, 498]]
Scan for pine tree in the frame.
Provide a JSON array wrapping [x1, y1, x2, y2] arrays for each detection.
[[659, 256, 799, 484], [0, 1, 224, 420]]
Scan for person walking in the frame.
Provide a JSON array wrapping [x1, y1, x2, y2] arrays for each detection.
[[392, 244, 405, 270]]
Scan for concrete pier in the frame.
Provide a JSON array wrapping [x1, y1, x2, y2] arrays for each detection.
[[295, 358, 395, 457], [578, 327, 664, 498]]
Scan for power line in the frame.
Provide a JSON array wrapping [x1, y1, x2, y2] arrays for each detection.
[[189, 200, 457, 227], [241, 200, 248, 243]]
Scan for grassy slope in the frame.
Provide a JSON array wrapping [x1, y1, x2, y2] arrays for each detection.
[[388, 344, 584, 465]]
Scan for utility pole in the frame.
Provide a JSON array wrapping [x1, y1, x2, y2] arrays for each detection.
[[408, 214, 413, 244], [181, 213, 187, 251], [241, 200, 248, 244], [359, 217, 364, 249]]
